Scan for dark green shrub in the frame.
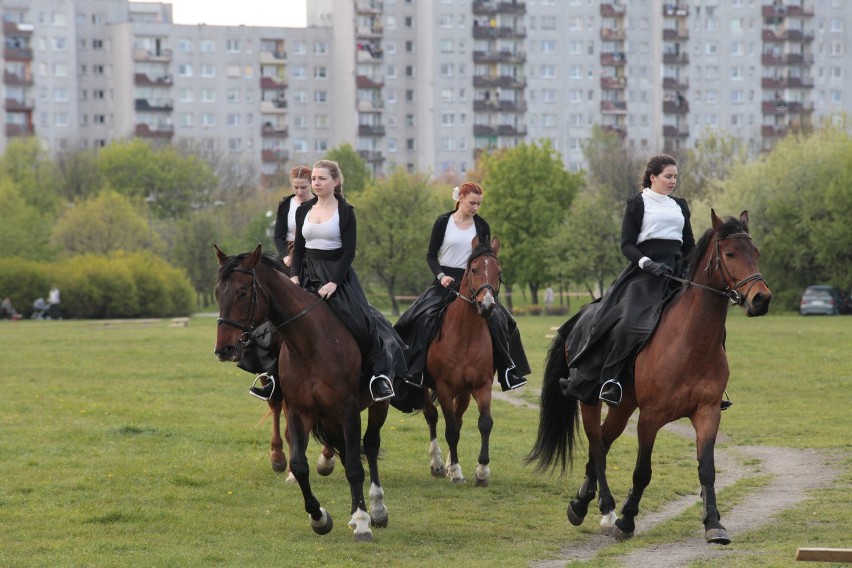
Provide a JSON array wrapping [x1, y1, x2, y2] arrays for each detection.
[[0, 258, 52, 317], [57, 255, 139, 318]]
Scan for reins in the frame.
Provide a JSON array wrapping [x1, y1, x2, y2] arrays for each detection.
[[452, 253, 501, 305], [665, 232, 766, 306]]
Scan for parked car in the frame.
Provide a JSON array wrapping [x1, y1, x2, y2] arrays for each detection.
[[799, 285, 843, 315]]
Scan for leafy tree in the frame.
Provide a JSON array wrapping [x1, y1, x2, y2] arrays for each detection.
[[0, 176, 54, 259], [677, 132, 750, 202], [0, 138, 62, 214], [54, 148, 104, 202], [354, 168, 440, 315], [550, 190, 624, 299], [171, 210, 232, 307], [97, 139, 218, 219], [324, 144, 371, 196], [581, 125, 645, 203], [479, 141, 582, 305], [50, 190, 162, 256]]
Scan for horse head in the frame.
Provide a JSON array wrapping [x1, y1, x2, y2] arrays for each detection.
[[463, 236, 502, 318], [213, 243, 268, 362], [696, 210, 772, 317]]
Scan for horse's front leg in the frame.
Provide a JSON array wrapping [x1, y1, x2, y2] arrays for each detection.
[[267, 398, 288, 474], [363, 401, 389, 528], [692, 408, 730, 545], [612, 411, 660, 542], [342, 403, 372, 542], [580, 403, 618, 535], [438, 389, 467, 483], [317, 445, 336, 477], [423, 388, 445, 477], [287, 412, 332, 535], [472, 385, 493, 487]]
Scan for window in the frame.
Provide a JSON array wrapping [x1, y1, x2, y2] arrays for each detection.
[[314, 66, 327, 79], [54, 62, 68, 77], [315, 115, 329, 128], [228, 138, 242, 152], [541, 65, 557, 79], [292, 41, 306, 55], [439, 39, 453, 53], [92, 39, 103, 50], [292, 66, 306, 79], [440, 64, 453, 78], [440, 88, 453, 102], [179, 88, 193, 102], [201, 89, 215, 102], [178, 64, 193, 77], [180, 113, 193, 127], [315, 140, 328, 152], [200, 40, 215, 53], [541, 40, 556, 54], [226, 39, 239, 53], [405, 41, 414, 53], [315, 90, 328, 103], [730, 90, 744, 104], [227, 89, 239, 103], [202, 113, 215, 127], [54, 87, 69, 102], [405, 65, 414, 77], [201, 64, 215, 78], [178, 39, 193, 53], [405, 90, 415, 102], [406, 139, 415, 150], [314, 42, 328, 55], [542, 89, 557, 103], [227, 113, 240, 127], [441, 113, 454, 126], [543, 16, 559, 30]]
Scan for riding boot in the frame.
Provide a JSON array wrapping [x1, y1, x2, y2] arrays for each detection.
[[369, 374, 395, 402], [401, 371, 425, 388], [487, 306, 531, 392], [599, 379, 622, 407], [499, 366, 528, 391], [249, 372, 282, 401]]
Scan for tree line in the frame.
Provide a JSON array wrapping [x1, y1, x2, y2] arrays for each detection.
[[1, 121, 849, 315]]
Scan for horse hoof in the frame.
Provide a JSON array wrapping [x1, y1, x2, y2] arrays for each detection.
[[431, 466, 446, 478], [612, 525, 633, 542], [450, 476, 467, 484], [317, 455, 336, 477], [567, 505, 585, 527], [284, 472, 297, 484], [706, 528, 731, 545], [474, 477, 489, 488], [271, 460, 287, 473], [310, 508, 333, 536], [353, 531, 374, 543], [371, 515, 388, 529]]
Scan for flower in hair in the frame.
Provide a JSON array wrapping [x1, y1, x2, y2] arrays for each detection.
[[452, 186, 460, 201]]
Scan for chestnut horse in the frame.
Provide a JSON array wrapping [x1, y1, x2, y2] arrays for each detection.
[[213, 244, 389, 542], [528, 210, 772, 544], [424, 236, 502, 486]]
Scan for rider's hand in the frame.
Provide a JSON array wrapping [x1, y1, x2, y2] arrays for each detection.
[[290, 276, 299, 285], [318, 282, 338, 299], [642, 260, 673, 277], [440, 275, 454, 288]]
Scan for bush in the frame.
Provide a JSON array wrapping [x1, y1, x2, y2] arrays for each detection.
[[526, 304, 543, 316], [545, 305, 569, 316], [0, 258, 52, 317]]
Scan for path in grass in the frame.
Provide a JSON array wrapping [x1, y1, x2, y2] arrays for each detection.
[[493, 390, 842, 567]]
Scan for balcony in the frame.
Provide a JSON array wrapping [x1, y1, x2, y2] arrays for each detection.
[[600, 52, 627, 66], [3, 47, 33, 60], [762, 125, 788, 138], [135, 123, 174, 138], [135, 98, 173, 112], [5, 98, 34, 111], [662, 77, 689, 90], [762, 77, 785, 89], [601, 125, 627, 138], [662, 28, 689, 41], [473, 75, 526, 89], [474, 100, 528, 112], [785, 52, 813, 65], [3, 71, 33, 85], [259, 50, 287, 63], [601, 100, 628, 113], [662, 3, 689, 17], [474, 125, 497, 137], [357, 150, 385, 163], [261, 124, 289, 138], [662, 52, 689, 65], [472, 1, 526, 15], [600, 28, 626, 41], [3, 22, 34, 35], [356, 75, 384, 89], [261, 149, 289, 163], [762, 4, 814, 18], [472, 25, 526, 40], [357, 99, 384, 112], [358, 124, 386, 137], [133, 48, 173, 62], [134, 72, 173, 86], [786, 76, 814, 88], [663, 99, 689, 113], [356, 0, 383, 14], [601, 76, 627, 90], [259, 100, 287, 113], [497, 124, 526, 136], [260, 76, 287, 89], [473, 50, 526, 64], [5, 123, 35, 137], [355, 24, 383, 39], [600, 3, 626, 17], [663, 125, 690, 138]]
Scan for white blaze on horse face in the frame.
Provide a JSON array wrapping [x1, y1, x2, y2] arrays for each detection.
[[479, 256, 496, 310]]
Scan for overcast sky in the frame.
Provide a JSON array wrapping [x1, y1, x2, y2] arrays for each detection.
[[142, 0, 307, 28]]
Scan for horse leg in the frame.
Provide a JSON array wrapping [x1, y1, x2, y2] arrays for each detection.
[[567, 461, 597, 527], [287, 413, 333, 536], [317, 445, 336, 477], [439, 389, 467, 483], [580, 403, 618, 535], [363, 401, 389, 528], [692, 409, 730, 545], [342, 404, 372, 542], [423, 388, 445, 477], [612, 411, 661, 542], [472, 386, 493, 487], [267, 398, 290, 477]]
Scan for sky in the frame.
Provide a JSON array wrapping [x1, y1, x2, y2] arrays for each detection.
[[152, 0, 306, 28]]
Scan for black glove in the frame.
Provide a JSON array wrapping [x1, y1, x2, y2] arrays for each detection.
[[642, 260, 673, 277]]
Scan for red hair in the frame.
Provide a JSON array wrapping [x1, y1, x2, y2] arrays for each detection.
[[454, 182, 483, 210]]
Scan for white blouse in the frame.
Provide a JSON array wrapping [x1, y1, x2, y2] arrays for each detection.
[[302, 209, 342, 250], [438, 216, 477, 269]]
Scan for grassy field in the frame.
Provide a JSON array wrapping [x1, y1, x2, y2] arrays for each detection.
[[0, 311, 849, 567]]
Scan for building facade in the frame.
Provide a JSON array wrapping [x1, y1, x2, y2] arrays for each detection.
[[2, 0, 850, 184]]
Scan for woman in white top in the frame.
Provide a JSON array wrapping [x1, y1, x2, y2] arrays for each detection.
[[394, 182, 529, 410], [560, 154, 695, 407], [288, 159, 407, 402], [273, 166, 313, 273]]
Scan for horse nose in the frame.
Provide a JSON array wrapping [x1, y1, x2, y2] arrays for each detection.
[[215, 343, 235, 361], [747, 291, 772, 316]]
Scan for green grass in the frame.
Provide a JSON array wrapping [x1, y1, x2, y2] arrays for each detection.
[[0, 312, 849, 567]]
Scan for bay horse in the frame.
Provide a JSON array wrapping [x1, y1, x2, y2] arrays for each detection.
[[213, 244, 389, 542], [528, 210, 772, 544], [424, 236, 502, 486]]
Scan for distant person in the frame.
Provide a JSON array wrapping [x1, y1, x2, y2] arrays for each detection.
[[544, 286, 554, 310], [47, 285, 62, 319], [1, 297, 21, 320]]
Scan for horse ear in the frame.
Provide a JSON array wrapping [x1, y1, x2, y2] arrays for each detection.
[[247, 244, 263, 268], [491, 236, 501, 255], [470, 235, 480, 250], [739, 210, 750, 232], [214, 243, 228, 266], [711, 208, 723, 229]]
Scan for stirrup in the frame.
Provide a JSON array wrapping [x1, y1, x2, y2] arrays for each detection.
[[401, 372, 425, 388], [249, 373, 276, 401], [501, 366, 527, 391], [369, 374, 395, 402], [720, 390, 733, 411], [599, 379, 622, 407]]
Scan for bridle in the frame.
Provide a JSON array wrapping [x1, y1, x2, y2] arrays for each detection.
[[666, 232, 766, 306], [452, 253, 502, 305], [216, 266, 323, 342]]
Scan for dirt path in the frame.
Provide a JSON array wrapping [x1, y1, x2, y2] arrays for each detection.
[[493, 390, 842, 568]]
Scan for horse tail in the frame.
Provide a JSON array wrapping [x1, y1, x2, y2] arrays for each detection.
[[312, 422, 345, 460], [525, 330, 579, 476]]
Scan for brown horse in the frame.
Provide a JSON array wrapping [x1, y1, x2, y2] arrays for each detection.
[[213, 244, 389, 542], [528, 210, 772, 544], [424, 236, 502, 486]]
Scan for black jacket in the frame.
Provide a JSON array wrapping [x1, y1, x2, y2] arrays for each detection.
[[290, 194, 356, 285], [620, 192, 695, 266], [426, 211, 491, 278]]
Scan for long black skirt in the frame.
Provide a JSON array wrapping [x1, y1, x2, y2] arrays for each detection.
[[299, 251, 408, 380], [561, 239, 685, 404]]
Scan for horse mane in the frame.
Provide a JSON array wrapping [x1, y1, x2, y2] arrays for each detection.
[[217, 249, 288, 284], [469, 242, 494, 262], [686, 216, 747, 281]]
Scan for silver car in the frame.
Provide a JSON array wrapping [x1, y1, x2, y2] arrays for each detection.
[[799, 285, 842, 315]]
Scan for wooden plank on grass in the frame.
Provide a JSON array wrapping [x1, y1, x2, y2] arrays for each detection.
[[796, 548, 852, 562]]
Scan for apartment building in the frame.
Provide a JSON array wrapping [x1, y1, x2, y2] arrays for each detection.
[[2, 0, 850, 184]]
